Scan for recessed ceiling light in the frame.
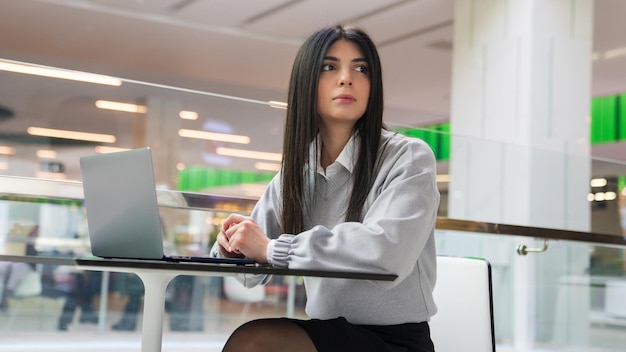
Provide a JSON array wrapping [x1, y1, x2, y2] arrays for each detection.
[[27, 127, 116, 143], [254, 162, 281, 172], [436, 174, 450, 183], [179, 110, 198, 120], [0, 146, 15, 155], [36, 149, 57, 159], [216, 147, 282, 161], [590, 178, 607, 188], [604, 47, 626, 60], [268, 101, 288, 109], [0, 59, 122, 86], [178, 129, 250, 144], [95, 146, 130, 154], [95, 100, 147, 113]]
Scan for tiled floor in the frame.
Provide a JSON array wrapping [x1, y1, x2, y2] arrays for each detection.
[[0, 292, 299, 352], [0, 332, 229, 352], [2, 294, 626, 352]]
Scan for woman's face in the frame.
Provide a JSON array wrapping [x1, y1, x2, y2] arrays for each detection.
[[317, 40, 370, 130]]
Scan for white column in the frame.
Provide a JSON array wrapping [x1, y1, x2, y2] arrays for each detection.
[[0, 201, 9, 253], [449, 0, 592, 231], [448, 0, 593, 350]]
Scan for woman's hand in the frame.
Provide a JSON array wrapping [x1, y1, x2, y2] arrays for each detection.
[[216, 213, 270, 263]]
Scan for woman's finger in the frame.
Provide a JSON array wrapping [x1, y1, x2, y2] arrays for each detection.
[[216, 230, 231, 252], [222, 213, 248, 231]]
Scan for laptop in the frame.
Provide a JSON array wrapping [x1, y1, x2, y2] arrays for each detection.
[[79, 147, 255, 266]]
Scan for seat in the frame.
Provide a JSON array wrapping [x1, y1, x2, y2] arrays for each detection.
[[430, 256, 495, 352], [4, 269, 43, 330], [222, 276, 267, 319]]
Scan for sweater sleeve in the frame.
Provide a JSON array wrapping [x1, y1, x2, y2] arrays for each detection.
[[270, 137, 440, 289], [240, 173, 283, 287], [208, 173, 282, 288]]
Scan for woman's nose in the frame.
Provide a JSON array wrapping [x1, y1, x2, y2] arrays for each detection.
[[338, 72, 353, 86]]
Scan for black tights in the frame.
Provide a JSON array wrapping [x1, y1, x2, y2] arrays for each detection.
[[223, 318, 317, 352], [223, 317, 433, 352]]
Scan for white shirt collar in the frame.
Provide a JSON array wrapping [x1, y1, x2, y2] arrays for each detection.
[[310, 133, 358, 176]]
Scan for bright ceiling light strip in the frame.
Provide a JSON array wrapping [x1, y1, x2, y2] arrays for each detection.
[[216, 147, 282, 161], [179, 110, 198, 120], [95, 146, 130, 154], [36, 171, 67, 180], [0, 60, 122, 86], [178, 129, 250, 144], [255, 162, 281, 172], [604, 47, 626, 60], [590, 178, 607, 187], [36, 149, 57, 159], [0, 146, 16, 155], [27, 127, 116, 143], [95, 100, 147, 113], [436, 174, 450, 183], [268, 101, 288, 109]]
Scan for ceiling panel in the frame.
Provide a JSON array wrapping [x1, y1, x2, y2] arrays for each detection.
[[355, 0, 454, 45], [87, 0, 180, 13], [172, 0, 293, 28], [244, 0, 408, 39], [593, 0, 626, 52]]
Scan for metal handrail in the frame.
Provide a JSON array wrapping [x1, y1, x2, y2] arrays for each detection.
[[2, 175, 625, 249], [435, 218, 626, 247], [0, 175, 257, 213]]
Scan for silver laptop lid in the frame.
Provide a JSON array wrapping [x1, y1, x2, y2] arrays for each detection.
[[80, 148, 164, 260]]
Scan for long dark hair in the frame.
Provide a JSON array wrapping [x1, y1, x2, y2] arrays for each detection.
[[281, 24, 385, 234]]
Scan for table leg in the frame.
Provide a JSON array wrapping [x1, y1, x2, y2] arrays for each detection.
[[286, 276, 296, 318], [135, 271, 178, 352], [97, 271, 110, 332]]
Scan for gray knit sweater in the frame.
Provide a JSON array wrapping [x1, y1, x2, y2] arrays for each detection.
[[240, 129, 439, 325]]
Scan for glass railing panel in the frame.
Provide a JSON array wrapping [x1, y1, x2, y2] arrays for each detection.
[[395, 124, 626, 235], [436, 227, 626, 352], [3, 58, 626, 235], [0, 58, 283, 200], [0, 178, 306, 351], [2, 174, 626, 351]]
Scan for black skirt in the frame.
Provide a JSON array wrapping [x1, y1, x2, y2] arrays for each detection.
[[290, 317, 435, 352]]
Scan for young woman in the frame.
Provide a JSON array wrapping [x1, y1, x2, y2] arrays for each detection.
[[215, 24, 440, 352]]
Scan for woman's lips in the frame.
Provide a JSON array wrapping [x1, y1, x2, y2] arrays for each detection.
[[334, 94, 355, 103]]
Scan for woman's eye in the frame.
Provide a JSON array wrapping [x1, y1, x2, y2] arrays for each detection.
[[355, 65, 368, 73], [321, 64, 335, 71]]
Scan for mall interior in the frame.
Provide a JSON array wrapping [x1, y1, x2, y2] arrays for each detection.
[[1, 0, 626, 351]]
